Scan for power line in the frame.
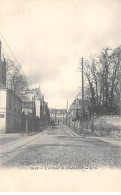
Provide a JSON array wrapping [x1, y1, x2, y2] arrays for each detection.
[[0, 32, 27, 78], [1, 46, 10, 59], [0, 32, 20, 65], [2, 45, 26, 77]]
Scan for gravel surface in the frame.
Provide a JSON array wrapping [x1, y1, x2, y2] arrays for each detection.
[[2, 144, 121, 169], [1, 125, 121, 169]]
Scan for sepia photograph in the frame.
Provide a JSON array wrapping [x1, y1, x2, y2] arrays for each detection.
[[0, 0, 121, 192]]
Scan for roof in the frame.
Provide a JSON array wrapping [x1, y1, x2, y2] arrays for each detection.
[[35, 87, 43, 100], [0, 83, 7, 89], [25, 87, 44, 101], [49, 108, 67, 114], [0, 83, 22, 101]]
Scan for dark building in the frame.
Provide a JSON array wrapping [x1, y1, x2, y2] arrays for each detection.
[[0, 41, 6, 86]]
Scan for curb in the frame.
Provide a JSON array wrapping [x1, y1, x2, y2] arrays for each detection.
[[64, 125, 121, 147], [29, 132, 38, 136], [28, 127, 46, 136], [63, 125, 81, 137], [63, 125, 100, 138]]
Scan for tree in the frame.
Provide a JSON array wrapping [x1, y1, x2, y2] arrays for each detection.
[[84, 46, 121, 115], [6, 59, 29, 99]]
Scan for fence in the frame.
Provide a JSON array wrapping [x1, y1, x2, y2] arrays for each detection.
[[21, 114, 41, 133], [66, 115, 121, 137]]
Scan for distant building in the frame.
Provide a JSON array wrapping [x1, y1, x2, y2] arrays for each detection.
[[49, 108, 67, 124], [0, 83, 22, 133], [67, 97, 90, 125]]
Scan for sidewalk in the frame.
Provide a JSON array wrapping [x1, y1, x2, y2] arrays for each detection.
[[0, 131, 39, 146], [88, 136, 121, 147], [64, 125, 121, 147], [0, 125, 48, 147], [64, 124, 99, 137]]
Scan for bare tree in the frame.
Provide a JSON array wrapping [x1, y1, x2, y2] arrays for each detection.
[[6, 59, 29, 99], [84, 46, 121, 115]]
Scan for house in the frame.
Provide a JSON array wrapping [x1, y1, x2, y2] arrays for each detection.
[[0, 83, 22, 133], [22, 87, 43, 117], [22, 87, 50, 128], [66, 97, 90, 128], [0, 41, 22, 133], [49, 108, 67, 124]]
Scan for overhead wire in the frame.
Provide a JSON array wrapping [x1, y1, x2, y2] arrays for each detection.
[[1, 46, 10, 59], [0, 32, 27, 78]]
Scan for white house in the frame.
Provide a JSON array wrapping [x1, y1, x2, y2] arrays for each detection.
[[22, 87, 44, 118], [0, 83, 22, 133]]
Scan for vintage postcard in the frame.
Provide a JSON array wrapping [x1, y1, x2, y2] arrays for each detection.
[[0, 0, 121, 192]]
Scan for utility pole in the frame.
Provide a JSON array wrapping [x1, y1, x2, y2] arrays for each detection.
[[81, 57, 84, 133], [55, 108, 56, 123], [63, 109, 64, 124], [66, 100, 68, 125], [67, 99, 68, 112]]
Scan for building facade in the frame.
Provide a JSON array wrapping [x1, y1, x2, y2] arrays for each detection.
[[22, 87, 50, 128], [0, 84, 22, 133], [66, 97, 90, 128], [22, 88, 43, 117], [49, 108, 67, 124], [0, 41, 22, 134]]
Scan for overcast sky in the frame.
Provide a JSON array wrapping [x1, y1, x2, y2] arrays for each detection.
[[0, 0, 120, 108]]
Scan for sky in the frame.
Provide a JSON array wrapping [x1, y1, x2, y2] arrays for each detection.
[[0, 0, 120, 108]]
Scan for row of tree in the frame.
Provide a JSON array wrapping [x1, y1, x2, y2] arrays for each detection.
[[84, 46, 121, 115]]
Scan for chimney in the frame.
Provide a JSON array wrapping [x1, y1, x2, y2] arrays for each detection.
[[2, 58, 6, 86], [0, 40, 1, 61], [0, 57, 6, 86], [0, 41, 6, 86]]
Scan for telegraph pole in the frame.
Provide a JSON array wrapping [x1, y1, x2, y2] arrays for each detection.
[[81, 57, 84, 133], [62, 108, 64, 124], [55, 108, 56, 123], [67, 99, 68, 112]]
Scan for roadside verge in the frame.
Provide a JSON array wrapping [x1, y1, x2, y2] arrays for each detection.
[[63, 124, 121, 147]]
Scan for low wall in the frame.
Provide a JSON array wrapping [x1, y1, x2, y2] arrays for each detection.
[[66, 115, 121, 137], [21, 115, 41, 133]]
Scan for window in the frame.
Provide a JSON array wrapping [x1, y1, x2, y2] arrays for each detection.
[[0, 114, 4, 118]]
